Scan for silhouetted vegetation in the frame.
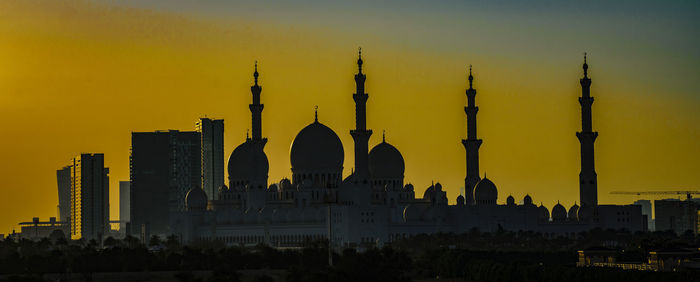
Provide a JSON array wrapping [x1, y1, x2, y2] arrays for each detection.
[[0, 229, 698, 281]]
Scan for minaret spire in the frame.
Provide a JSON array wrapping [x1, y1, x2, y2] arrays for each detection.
[[249, 61, 266, 144], [462, 65, 482, 205], [350, 48, 372, 180], [577, 53, 598, 208], [314, 105, 318, 123]]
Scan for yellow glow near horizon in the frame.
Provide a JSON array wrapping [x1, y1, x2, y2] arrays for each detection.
[[0, 1, 698, 234]]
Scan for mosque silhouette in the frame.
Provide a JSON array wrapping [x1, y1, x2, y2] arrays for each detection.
[[171, 51, 645, 247]]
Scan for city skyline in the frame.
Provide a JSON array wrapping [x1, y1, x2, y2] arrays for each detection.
[[1, 0, 699, 234]]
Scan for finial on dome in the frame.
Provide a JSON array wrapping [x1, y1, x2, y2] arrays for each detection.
[[314, 105, 318, 123], [382, 129, 386, 143], [582, 52, 588, 78], [468, 65, 474, 89], [357, 47, 363, 73], [246, 129, 250, 140]]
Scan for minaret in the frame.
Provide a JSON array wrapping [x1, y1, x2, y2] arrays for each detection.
[[577, 54, 598, 207], [249, 61, 267, 146], [462, 66, 482, 205], [350, 48, 373, 180]]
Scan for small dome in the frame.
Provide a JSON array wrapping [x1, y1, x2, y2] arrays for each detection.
[[268, 184, 279, 192], [423, 185, 435, 200], [538, 204, 550, 221], [434, 182, 443, 192], [279, 178, 293, 191], [403, 205, 421, 222], [456, 195, 465, 205], [218, 185, 229, 194], [578, 204, 593, 221], [227, 141, 269, 186], [368, 141, 405, 180], [185, 187, 208, 211], [474, 177, 497, 205], [506, 195, 515, 206], [568, 202, 580, 221], [551, 202, 567, 221], [290, 121, 344, 173], [523, 194, 533, 205], [404, 183, 414, 192]]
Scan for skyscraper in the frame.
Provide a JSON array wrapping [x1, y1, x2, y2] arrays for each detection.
[[130, 130, 201, 236], [56, 166, 72, 223], [196, 118, 224, 201], [67, 153, 109, 241], [119, 181, 130, 232]]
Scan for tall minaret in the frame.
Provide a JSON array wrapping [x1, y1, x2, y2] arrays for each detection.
[[350, 48, 372, 180], [249, 61, 267, 145], [462, 66, 482, 205], [577, 54, 598, 207]]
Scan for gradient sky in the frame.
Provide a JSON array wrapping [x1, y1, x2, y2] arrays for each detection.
[[1, 0, 698, 234]]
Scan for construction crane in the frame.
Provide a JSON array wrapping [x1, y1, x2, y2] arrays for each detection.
[[610, 191, 700, 200]]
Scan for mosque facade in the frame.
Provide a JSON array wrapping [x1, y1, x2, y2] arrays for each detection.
[[170, 52, 646, 247]]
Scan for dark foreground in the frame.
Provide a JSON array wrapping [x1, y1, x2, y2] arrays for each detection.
[[1, 229, 699, 281]]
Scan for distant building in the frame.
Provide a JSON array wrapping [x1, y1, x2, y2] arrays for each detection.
[[655, 199, 699, 235], [633, 199, 653, 231], [119, 181, 130, 232], [17, 217, 69, 241], [56, 166, 72, 223], [196, 118, 225, 201], [130, 130, 201, 237], [67, 153, 109, 241]]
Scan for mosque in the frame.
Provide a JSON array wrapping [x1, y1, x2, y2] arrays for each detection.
[[171, 51, 646, 247]]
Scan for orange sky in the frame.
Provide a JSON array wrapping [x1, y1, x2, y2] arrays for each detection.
[[0, 0, 698, 234]]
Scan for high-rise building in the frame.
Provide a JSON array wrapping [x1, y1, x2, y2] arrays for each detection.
[[130, 130, 201, 236], [655, 199, 699, 235], [196, 118, 224, 201], [633, 199, 653, 231], [56, 166, 72, 223], [67, 153, 109, 241], [119, 181, 130, 232]]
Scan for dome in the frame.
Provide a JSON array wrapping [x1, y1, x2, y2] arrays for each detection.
[[456, 195, 465, 205], [404, 183, 414, 192], [227, 141, 269, 186], [568, 202, 580, 221], [523, 194, 533, 205], [185, 187, 208, 211], [423, 185, 435, 199], [578, 204, 593, 221], [290, 121, 344, 173], [474, 177, 497, 204], [434, 182, 443, 192], [538, 204, 550, 221], [506, 195, 515, 206], [368, 141, 405, 180], [551, 202, 567, 221]]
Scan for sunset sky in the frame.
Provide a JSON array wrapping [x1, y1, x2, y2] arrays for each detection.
[[0, 0, 698, 234]]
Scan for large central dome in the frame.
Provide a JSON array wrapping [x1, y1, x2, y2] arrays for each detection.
[[290, 120, 344, 174]]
